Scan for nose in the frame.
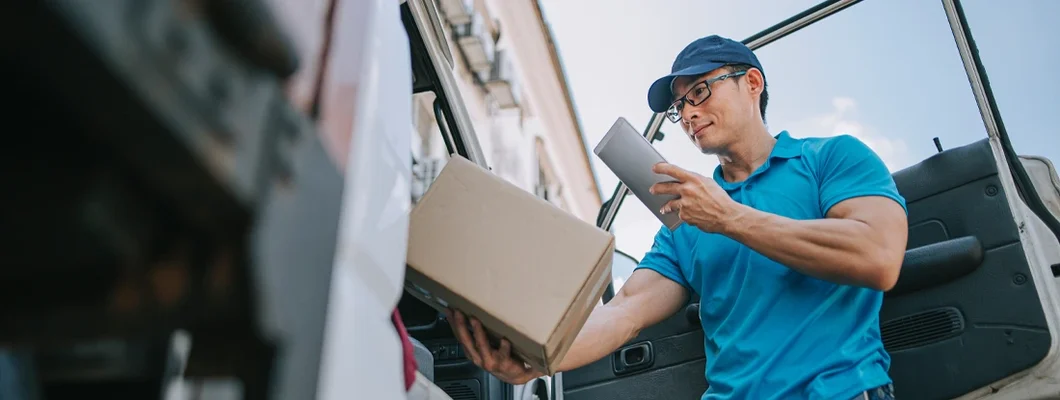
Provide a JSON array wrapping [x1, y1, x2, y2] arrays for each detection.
[[680, 103, 701, 126]]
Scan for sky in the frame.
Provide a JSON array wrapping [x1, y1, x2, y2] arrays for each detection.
[[537, 0, 1060, 286]]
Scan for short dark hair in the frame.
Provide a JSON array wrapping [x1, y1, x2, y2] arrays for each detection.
[[724, 63, 769, 123]]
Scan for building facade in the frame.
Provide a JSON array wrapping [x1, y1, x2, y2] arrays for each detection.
[[411, 0, 602, 223]]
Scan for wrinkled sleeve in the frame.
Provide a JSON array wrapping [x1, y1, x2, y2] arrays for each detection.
[[634, 226, 693, 292], [817, 135, 908, 216]]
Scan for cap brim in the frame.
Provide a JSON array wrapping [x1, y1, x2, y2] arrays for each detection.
[[647, 62, 726, 113]]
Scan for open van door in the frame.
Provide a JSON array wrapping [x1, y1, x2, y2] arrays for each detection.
[[557, 1, 1060, 400], [884, 2, 1060, 398]]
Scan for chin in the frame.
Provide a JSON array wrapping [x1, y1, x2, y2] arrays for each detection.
[[696, 137, 724, 155]]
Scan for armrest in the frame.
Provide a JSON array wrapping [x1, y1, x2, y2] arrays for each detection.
[[887, 236, 984, 297]]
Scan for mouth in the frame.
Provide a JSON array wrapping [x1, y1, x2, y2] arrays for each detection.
[[692, 123, 712, 139]]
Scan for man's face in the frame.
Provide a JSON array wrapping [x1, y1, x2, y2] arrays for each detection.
[[670, 67, 761, 154]]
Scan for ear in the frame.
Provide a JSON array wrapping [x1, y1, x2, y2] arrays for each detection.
[[744, 68, 765, 96]]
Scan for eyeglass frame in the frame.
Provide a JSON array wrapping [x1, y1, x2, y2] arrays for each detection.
[[665, 70, 748, 123]]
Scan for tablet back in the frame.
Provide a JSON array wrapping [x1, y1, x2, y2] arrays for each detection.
[[593, 117, 683, 230]]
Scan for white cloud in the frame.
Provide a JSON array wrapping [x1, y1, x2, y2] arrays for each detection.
[[790, 96, 912, 171]]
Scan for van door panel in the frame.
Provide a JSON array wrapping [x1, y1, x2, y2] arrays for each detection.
[[561, 296, 707, 400], [1019, 155, 1060, 222], [883, 137, 1051, 400]]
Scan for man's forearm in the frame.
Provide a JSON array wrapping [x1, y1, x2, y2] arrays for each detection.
[[722, 203, 903, 291], [555, 303, 639, 373]]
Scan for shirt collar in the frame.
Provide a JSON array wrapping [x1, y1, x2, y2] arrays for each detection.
[[770, 130, 802, 159], [712, 130, 802, 189]]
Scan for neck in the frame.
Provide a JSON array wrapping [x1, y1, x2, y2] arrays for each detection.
[[716, 124, 775, 182]]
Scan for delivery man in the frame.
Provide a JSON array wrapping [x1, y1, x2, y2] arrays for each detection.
[[446, 35, 907, 400]]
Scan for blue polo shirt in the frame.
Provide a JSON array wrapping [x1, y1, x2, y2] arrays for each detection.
[[636, 130, 907, 400]]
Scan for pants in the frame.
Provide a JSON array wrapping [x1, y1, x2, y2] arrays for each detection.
[[852, 383, 895, 400]]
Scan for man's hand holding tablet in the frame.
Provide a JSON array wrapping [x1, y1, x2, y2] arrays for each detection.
[[649, 162, 742, 234]]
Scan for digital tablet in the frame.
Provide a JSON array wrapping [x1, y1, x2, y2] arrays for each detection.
[[593, 117, 683, 230]]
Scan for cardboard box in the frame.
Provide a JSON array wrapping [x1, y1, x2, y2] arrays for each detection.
[[404, 155, 615, 375]]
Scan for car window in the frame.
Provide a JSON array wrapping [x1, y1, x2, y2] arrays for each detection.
[[609, 249, 641, 293], [960, 1, 1059, 165], [605, 0, 993, 286]]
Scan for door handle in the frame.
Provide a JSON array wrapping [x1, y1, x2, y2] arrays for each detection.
[[612, 341, 654, 375]]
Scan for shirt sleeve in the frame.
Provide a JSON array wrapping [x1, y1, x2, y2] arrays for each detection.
[[817, 134, 908, 216], [634, 226, 693, 292]]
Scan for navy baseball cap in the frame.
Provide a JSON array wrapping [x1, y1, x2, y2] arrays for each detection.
[[647, 35, 765, 113]]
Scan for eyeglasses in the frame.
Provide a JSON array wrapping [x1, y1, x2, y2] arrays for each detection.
[[665, 70, 747, 123]]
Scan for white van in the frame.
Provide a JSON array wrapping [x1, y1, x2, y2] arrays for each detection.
[[1, 0, 1058, 400]]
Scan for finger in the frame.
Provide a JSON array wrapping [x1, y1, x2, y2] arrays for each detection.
[[653, 162, 694, 181], [497, 338, 512, 360], [513, 371, 543, 385], [470, 318, 497, 368], [499, 346, 537, 383], [498, 339, 525, 369], [496, 339, 521, 373], [660, 198, 683, 215], [451, 311, 482, 364], [447, 309, 465, 338], [649, 181, 681, 195]]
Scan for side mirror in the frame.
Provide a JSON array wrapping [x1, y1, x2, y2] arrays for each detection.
[[602, 250, 640, 303]]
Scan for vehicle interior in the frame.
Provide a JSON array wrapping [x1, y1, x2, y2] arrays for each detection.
[[2, 0, 347, 399], [397, 1, 1060, 400]]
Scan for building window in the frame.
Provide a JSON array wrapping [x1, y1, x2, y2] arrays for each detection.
[[410, 93, 447, 204], [534, 137, 566, 210]]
